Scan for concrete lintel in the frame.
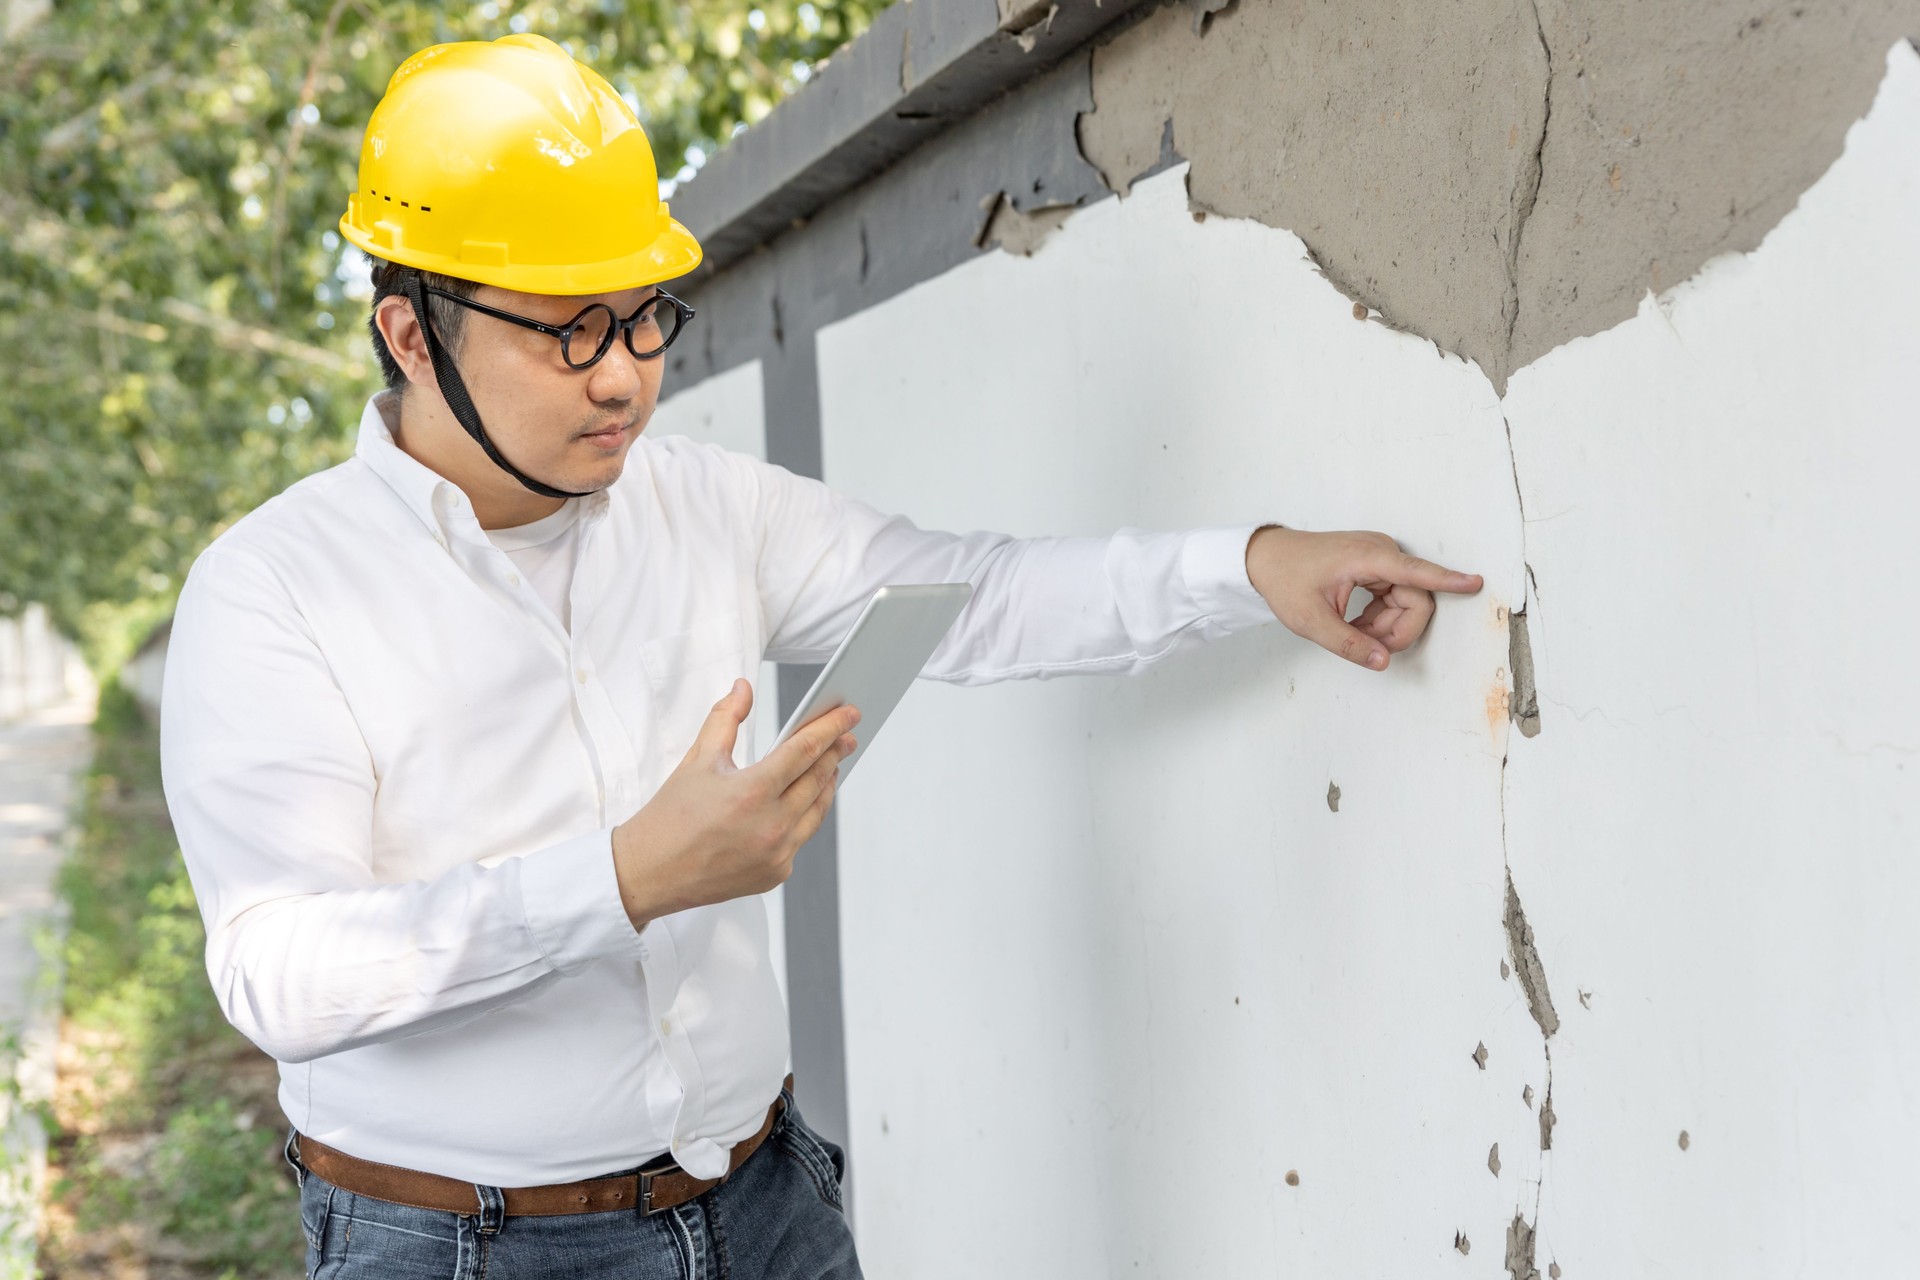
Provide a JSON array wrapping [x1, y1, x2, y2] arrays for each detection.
[[671, 0, 1157, 279]]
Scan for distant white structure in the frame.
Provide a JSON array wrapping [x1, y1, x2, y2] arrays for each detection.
[[0, 604, 83, 724], [2, 0, 49, 43]]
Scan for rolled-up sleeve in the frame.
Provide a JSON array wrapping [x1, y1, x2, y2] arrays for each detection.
[[160, 547, 643, 1066], [720, 448, 1278, 684]]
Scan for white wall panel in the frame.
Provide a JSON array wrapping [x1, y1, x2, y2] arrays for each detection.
[[812, 42, 1920, 1278]]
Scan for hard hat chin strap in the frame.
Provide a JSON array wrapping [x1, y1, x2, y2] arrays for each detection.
[[401, 269, 593, 501]]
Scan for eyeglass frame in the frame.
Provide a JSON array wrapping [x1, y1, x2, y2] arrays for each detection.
[[420, 284, 696, 369]]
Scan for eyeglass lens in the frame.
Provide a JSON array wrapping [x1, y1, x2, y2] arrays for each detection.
[[562, 296, 684, 368]]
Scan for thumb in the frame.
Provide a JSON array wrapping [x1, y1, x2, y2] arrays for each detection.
[[1298, 611, 1390, 671], [692, 678, 752, 761]]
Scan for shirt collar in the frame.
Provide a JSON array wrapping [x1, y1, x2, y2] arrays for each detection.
[[354, 391, 611, 543]]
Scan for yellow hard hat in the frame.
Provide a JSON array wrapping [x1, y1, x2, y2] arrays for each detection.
[[338, 33, 702, 295]]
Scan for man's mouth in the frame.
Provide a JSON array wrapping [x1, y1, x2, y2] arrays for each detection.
[[579, 419, 636, 445]]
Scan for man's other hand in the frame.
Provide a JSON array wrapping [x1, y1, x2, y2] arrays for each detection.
[[612, 679, 857, 931], [1245, 524, 1484, 671]]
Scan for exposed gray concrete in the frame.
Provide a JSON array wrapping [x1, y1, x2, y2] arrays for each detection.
[[0, 679, 95, 1271], [1078, 0, 1920, 391]]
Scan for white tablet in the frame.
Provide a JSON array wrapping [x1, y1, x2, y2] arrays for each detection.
[[763, 583, 974, 788]]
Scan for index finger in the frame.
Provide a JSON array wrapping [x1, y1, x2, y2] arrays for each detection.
[[1375, 550, 1483, 594], [765, 704, 861, 789]]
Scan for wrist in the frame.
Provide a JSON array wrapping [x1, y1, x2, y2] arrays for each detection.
[[611, 819, 661, 933], [1245, 521, 1287, 572]]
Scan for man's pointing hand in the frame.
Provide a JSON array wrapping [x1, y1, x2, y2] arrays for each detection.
[[1245, 524, 1484, 671]]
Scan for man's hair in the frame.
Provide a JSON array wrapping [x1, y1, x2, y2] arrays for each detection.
[[366, 256, 481, 392]]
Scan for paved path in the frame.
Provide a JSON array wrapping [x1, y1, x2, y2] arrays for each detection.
[[0, 680, 96, 1277]]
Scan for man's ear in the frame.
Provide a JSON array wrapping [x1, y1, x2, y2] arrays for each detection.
[[374, 293, 435, 390]]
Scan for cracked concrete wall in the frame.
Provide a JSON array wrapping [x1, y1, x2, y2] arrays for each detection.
[[757, 42, 1918, 1278], [649, 2, 1920, 1270], [1076, 0, 1920, 389]]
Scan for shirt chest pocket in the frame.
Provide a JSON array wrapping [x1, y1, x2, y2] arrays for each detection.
[[640, 611, 746, 704]]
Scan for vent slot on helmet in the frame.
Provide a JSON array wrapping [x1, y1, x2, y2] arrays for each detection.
[[369, 188, 430, 212]]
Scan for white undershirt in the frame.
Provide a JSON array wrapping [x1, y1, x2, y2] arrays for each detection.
[[482, 499, 585, 634]]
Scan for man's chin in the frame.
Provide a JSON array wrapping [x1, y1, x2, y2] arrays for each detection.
[[567, 454, 627, 493]]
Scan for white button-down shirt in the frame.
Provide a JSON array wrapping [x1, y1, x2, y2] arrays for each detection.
[[159, 391, 1277, 1185]]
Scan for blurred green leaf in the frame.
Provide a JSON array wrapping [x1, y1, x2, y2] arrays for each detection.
[[1, 0, 880, 646]]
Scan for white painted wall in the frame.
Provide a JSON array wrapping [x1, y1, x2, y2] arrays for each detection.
[[813, 42, 1920, 1278], [646, 359, 793, 1008]]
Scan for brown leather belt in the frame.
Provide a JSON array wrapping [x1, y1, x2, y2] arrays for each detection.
[[289, 1073, 792, 1217]]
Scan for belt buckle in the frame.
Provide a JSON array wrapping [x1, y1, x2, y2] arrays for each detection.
[[638, 1167, 666, 1216]]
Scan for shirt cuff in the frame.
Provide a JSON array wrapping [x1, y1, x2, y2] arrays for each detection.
[[1181, 524, 1282, 630], [518, 826, 646, 974]]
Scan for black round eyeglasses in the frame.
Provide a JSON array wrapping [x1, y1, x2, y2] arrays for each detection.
[[423, 286, 696, 369]]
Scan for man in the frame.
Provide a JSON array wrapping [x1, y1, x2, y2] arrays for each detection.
[[160, 33, 1482, 1280]]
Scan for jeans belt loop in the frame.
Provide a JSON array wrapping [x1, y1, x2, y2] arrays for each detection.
[[282, 1127, 307, 1190], [474, 1182, 507, 1236]]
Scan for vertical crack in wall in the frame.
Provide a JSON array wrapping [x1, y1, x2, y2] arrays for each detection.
[[1502, 740, 1558, 1242], [1503, 413, 1543, 737], [1503, 0, 1555, 373]]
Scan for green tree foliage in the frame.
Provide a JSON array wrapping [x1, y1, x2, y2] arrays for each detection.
[[0, 0, 879, 662]]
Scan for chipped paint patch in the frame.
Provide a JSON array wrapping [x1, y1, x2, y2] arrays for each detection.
[[1506, 1213, 1542, 1280], [1508, 607, 1542, 737], [1504, 873, 1558, 1038], [975, 191, 1078, 255]]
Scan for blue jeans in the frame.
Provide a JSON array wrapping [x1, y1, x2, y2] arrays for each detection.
[[285, 1083, 863, 1279]]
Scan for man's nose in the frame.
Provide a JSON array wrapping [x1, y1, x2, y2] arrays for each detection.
[[587, 336, 648, 402]]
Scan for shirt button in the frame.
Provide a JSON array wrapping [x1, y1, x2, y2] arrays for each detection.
[[659, 1017, 673, 1036], [508, 573, 520, 586], [576, 669, 589, 684]]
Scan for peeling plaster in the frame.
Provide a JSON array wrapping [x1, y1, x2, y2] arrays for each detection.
[[1508, 607, 1542, 737], [1182, 0, 1236, 37], [1004, 3, 1060, 54], [1506, 1213, 1543, 1280], [1504, 874, 1558, 1038], [1076, 0, 1920, 390], [976, 191, 1078, 254]]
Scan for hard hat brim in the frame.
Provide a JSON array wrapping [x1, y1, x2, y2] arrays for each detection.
[[340, 215, 705, 298]]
